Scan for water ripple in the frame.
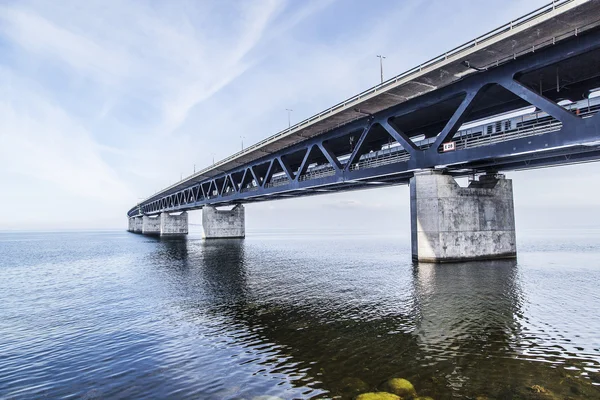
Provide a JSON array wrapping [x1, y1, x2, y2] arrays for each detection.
[[0, 231, 599, 399]]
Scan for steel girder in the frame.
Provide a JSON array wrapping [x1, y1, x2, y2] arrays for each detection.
[[129, 28, 600, 218]]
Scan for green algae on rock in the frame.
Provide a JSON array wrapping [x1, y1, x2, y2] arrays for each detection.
[[383, 378, 417, 398], [340, 377, 370, 395], [355, 392, 401, 400]]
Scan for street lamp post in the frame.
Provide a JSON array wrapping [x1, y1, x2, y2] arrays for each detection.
[[240, 136, 245, 150], [377, 55, 386, 83], [286, 108, 293, 128]]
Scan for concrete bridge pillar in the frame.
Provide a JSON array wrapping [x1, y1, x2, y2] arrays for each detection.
[[133, 216, 143, 233], [410, 170, 516, 263], [202, 205, 245, 239], [142, 215, 161, 235], [127, 217, 134, 232], [160, 212, 188, 236]]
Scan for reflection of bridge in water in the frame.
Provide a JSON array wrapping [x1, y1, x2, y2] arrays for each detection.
[[149, 237, 600, 399], [128, 1, 600, 264]]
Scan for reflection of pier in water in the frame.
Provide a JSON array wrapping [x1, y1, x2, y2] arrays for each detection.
[[148, 238, 600, 399]]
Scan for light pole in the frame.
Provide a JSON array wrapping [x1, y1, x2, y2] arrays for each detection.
[[286, 108, 293, 128], [377, 55, 386, 83], [211, 153, 216, 165], [240, 136, 245, 150]]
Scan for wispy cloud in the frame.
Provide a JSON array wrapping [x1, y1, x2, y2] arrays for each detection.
[[0, 0, 333, 228], [0, 68, 132, 202]]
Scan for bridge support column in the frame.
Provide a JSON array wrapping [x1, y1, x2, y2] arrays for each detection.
[[127, 217, 134, 232], [202, 205, 245, 239], [142, 215, 161, 235], [410, 170, 516, 263], [160, 212, 188, 236], [133, 216, 143, 233]]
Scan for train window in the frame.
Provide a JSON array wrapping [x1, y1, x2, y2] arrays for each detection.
[[495, 121, 502, 132], [486, 125, 493, 135], [504, 120, 511, 131]]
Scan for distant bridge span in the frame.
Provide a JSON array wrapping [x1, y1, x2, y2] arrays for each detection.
[[128, 0, 600, 263]]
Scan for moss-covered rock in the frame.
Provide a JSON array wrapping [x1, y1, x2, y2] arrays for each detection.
[[383, 378, 417, 398], [355, 392, 401, 400], [340, 377, 370, 395]]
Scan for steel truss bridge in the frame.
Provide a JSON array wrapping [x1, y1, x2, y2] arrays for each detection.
[[128, 0, 600, 218]]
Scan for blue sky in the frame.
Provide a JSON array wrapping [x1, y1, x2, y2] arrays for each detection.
[[1, 0, 600, 231]]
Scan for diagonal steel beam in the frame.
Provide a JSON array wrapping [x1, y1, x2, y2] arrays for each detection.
[[278, 156, 295, 181], [318, 142, 343, 171], [295, 146, 314, 181], [262, 160, 276, 187], [218, 176, 229, 196], [206, 181, 215, 197], [429, 87, 484, 152], [249, 167, 260, 187], [378, 119, 420, 156], [498, 79, 579, 125], [344, 124, 371, 171], [228, 174, 238, 193], [239, 169, 248, 191]]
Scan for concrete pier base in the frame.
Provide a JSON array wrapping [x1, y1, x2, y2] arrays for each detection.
[[127, 218, 134, 232], [142, 215, 161, 235], [133, 216, 143, 233], [160, 212, 188, 236], [410, 170, 516, 263], [202, 205, 245, 239]]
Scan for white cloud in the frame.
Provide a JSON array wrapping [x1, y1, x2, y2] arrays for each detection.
[[0, 69, 132, 203]]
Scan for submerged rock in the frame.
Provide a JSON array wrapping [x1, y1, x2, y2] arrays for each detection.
[[383, 378, 417, 398], [340, 377, 370, 395], [530, 385, 547, 393], [414, 397, 435, 400], [522, 385, 559, 400], [355, 392, 401, 400]]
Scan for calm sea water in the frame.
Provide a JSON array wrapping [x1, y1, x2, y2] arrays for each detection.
[[1, 228, 599, 399]]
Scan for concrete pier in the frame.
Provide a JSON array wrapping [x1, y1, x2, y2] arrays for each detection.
[[410, 170, 516, 263], [142, 215, 161, 235], [127, 218, 134, 232], [202, 204, 245, 239], [160, 212, 188, 236], [133, 216, 143, 233]]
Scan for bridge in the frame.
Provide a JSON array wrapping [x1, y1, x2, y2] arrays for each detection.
[[128, 0, 600, 262]]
